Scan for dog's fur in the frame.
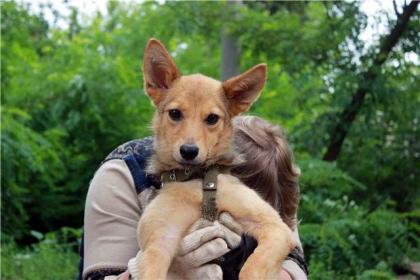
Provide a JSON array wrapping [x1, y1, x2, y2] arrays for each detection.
[[137, 39, 295, 280]]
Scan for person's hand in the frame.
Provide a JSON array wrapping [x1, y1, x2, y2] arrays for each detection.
[[116, 270, 130, 280], [279, 269, 293, 280], [169, 214, 241, 279], [217, 212, 243, 249], [126, 254, 293, 280], [128, 213, 242, 280], [102, 270, 130, 280]]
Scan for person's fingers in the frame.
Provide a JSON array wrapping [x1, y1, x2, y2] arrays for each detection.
[[178, 225, 225, 256], [127, 250, 142, 279], [219, 212, 243, 234], [217, 222, 242, 249], [189, 264, 223, 280], [178, 237, 229, 268], [188, 218, 214, 232], [116, 270, 131, 280]]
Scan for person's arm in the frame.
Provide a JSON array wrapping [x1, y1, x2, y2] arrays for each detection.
[[82, 159, 235, 280], [82, 159, 307, 279], [82, 159, 142, 279]]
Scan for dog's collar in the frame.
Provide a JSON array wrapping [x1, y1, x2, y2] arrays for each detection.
[[160, 165, 230, 221], [160, 167, 204, 184], [160, 165, 230, 184]]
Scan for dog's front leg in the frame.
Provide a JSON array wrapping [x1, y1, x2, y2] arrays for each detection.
[[217, 175, 296, 280], [137, 181, 202, 280]]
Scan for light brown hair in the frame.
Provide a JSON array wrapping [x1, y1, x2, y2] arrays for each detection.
[[231, 116, 300, 229]]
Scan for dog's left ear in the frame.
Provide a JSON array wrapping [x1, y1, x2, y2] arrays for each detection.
[[222, 64, 267, 116], [143, 38, 180, 106]]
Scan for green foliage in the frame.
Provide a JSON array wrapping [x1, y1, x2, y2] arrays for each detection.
[[1, 228, 80, 280], [1, 1, 419, 279], [1, 1, 155, 236], [298, 159, 419, 278], [299, 159, 366, 198], [1, 107, 67, 239]]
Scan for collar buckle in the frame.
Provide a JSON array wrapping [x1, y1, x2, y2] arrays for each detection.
[[169, 170, 176, 181]]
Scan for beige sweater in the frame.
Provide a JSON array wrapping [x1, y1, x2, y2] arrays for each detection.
[[83, 159, 307, 280]]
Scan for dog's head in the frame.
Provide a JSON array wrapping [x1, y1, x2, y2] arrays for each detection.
[[143, 39, 266, 170]]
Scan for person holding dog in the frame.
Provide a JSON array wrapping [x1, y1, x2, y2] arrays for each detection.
[[79, 116, 308, 280]]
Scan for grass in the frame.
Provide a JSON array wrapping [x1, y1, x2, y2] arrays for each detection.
[[1, 238, 79, 280]]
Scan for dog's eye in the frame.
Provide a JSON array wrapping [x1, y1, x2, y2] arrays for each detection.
[[168, 109, 182, 121], [205, 114, 219, 125]]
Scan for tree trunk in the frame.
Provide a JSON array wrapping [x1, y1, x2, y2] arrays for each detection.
[[322, 1, 419, 161], [221, 31, 240, 80], [221, 1, 241, 80]]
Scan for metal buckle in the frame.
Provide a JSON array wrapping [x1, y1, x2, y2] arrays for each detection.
[[184, 168, 190, 176], [203, 182, 216, 190], [169, 170, 176, 181]]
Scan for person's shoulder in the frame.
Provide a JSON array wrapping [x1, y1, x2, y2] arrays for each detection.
[[103, 136, 154, 163], [101, 136, 160, 194]]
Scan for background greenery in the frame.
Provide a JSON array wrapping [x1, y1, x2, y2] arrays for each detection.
[[1, 1, 419, 279]]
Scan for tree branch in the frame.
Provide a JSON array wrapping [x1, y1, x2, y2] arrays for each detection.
[[322, 0, 418, 161], [393, 0, 401, 17]]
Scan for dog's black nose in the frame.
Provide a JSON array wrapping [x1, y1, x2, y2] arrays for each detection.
[[180, 144, 199, 161]]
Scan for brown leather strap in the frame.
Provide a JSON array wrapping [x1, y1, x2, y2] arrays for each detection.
[[160, 165, 229, 221], [202, 166, 219, 221]]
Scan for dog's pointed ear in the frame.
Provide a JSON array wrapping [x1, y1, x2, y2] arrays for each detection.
[[143, 39, 180, 106], [222, 64, 267, 116]]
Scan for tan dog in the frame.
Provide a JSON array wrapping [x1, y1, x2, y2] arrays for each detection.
[[137, 39, 295, 280]]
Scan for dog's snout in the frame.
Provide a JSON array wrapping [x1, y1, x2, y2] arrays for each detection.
[[180, 144, 199, 161]]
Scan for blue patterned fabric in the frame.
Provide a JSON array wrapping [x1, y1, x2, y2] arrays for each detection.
[[103, 136, 161, 193]]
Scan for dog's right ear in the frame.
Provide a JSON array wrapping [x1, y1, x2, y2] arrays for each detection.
[[143, 39, 180, 106]]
